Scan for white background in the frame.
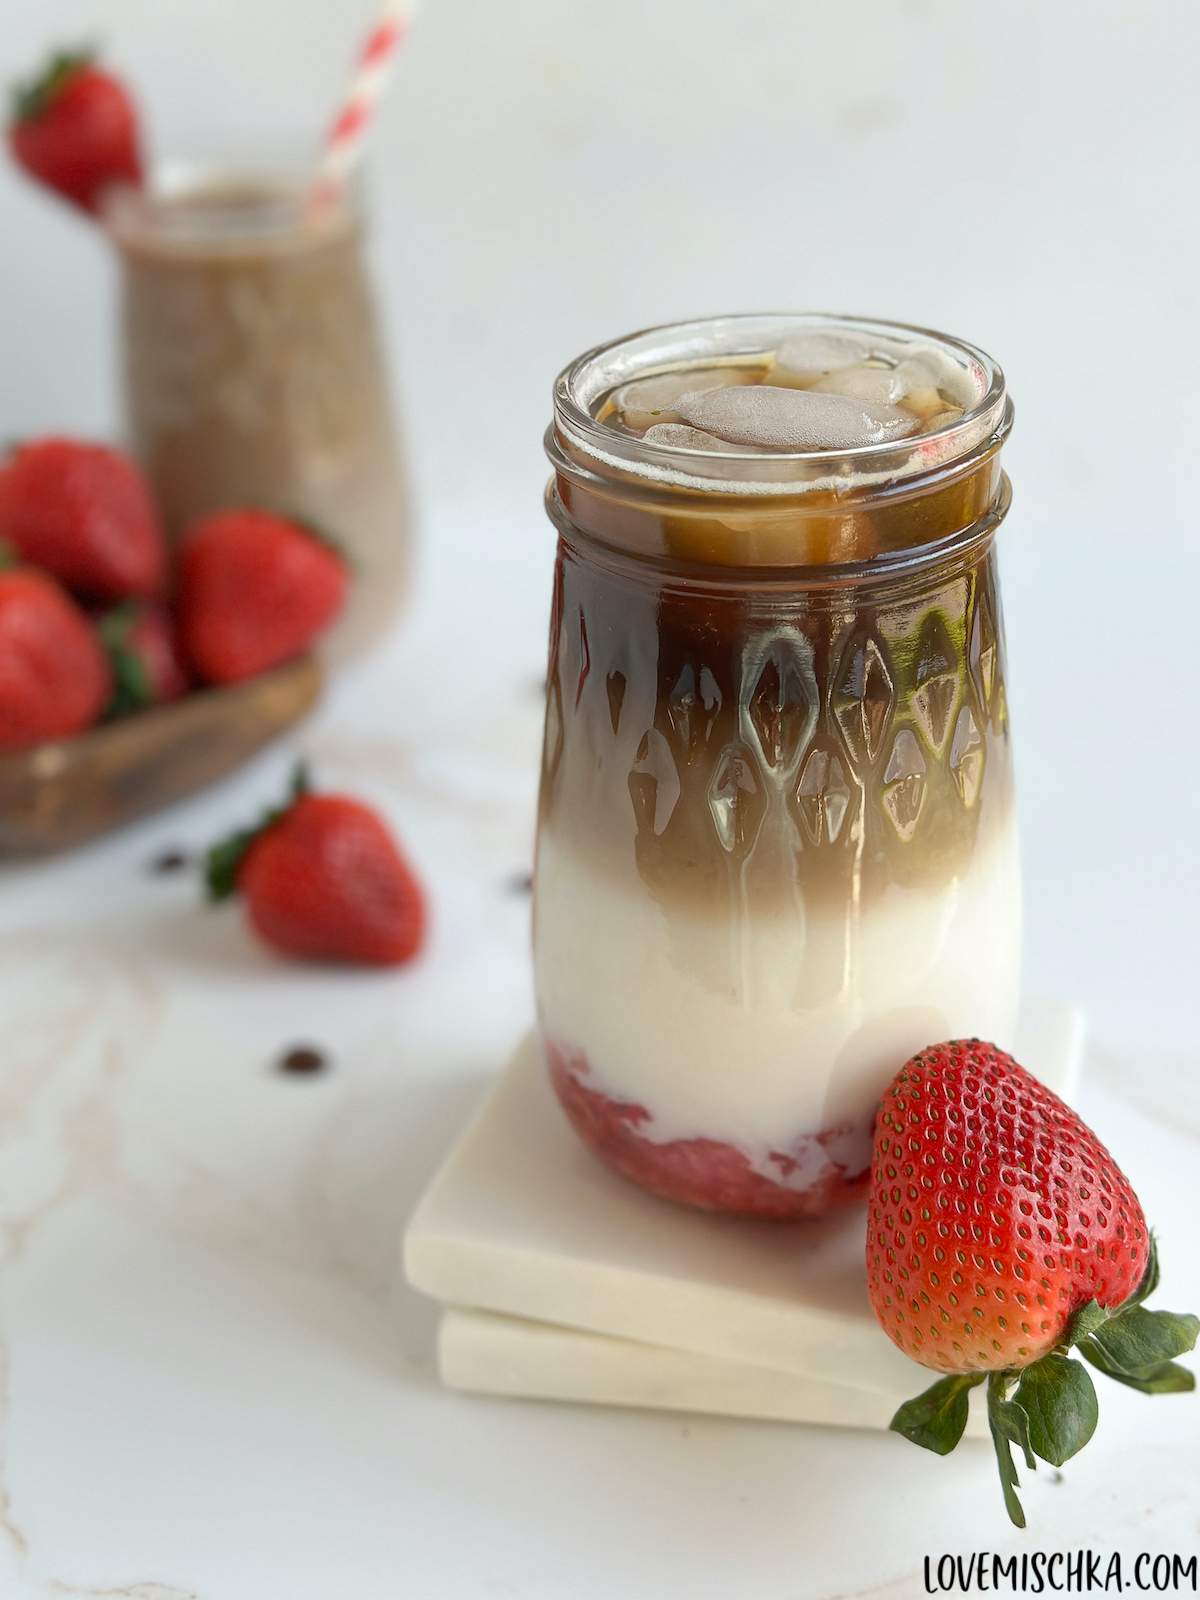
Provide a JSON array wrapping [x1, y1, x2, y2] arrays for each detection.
[[0, 2, 1197, 1597]]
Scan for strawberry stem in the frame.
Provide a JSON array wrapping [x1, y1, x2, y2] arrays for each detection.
[[204, 761, 312, 901], [11, 46, 95, 124], [99, 603, 153, 719]]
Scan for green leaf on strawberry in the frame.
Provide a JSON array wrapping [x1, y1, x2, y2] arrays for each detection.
[[1081, 1305, 1200, 1377], [890, 1373, 983, 1455], [11, 47, 93, 124], [1078, 1340, 1196, 1394], [1013, 1354, 1098, 1467], [205, 762, 311, 901], [985, 1375, 1030, 1529]]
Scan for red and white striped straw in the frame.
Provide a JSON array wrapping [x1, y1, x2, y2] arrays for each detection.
[[310, 0, 416, 209]]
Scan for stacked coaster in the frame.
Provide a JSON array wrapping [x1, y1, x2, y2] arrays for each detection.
[[404, 1003, 1084, 1435]]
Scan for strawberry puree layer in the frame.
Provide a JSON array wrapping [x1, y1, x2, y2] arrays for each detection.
[[533, 819, 1022, 1216], [547, 1039, 871, 1218]]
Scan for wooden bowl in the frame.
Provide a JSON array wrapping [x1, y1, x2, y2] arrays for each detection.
[[0, 654, 322, 856]]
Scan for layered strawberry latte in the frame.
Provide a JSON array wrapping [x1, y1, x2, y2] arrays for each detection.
[[535, 315, 1020, 1217]]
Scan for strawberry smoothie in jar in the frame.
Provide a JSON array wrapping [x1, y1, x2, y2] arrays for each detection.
[[104, 168, 409, 653], [535, 314, 1020, 1218]]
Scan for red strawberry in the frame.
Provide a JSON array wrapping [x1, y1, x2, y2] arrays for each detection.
[[8, 49, 142, 216], [98, 601, 190, 716], [0, 439, 166, 600], [0, 567, 111, 749], [868, 1040, 1198, 1527], [206, 767, 425, 967], [179, 511, 347, 685]]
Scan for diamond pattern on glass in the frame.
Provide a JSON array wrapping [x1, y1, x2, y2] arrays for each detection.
[[629, 729, 681, 836], [969, 589, 997, 714], [833, 631, 895, 766], [606, 669, 627, 735], [543, 670, 564, 786], [707, 742, 766, 856], [743, 632, 819, 772], [881, 727, 927, 840], [950, 704, 985, 807], [911, 612, 960, 754], [665, 663, 723, 759], [796, 747, 852, 846], [575, 607, 591, 707]]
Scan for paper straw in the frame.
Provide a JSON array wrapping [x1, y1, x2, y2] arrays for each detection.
[[310, 1, 415, 209]]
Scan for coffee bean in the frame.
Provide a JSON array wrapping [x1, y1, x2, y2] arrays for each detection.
[[278, 1045, 328, 1075], [149, 848, 190, 874]]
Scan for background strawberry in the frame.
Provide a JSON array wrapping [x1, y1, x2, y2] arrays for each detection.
[[867, 1040, 1198, 1526], [0, 567, 111, 749], [97, 601, 190, 717], [206, 767, 425, 967], [8, 48, 143, 215], [0, 438, 166, 600], [179, 511, 347, 685]]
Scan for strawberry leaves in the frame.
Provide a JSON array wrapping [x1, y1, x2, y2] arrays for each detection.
[[1083, 1306, 1200, 1376], [1013, 1354, 1098, 1467], [205, 762, 311, 901], [99, 603, 153, 718], [986, 1374, 1032, 1529], [888, 1239, 1197, 1530], [890, 1373, 983, 1454], [11, 47, 93, 124]]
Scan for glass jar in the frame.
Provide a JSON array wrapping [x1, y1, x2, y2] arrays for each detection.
[[104, 166, 409, 654], [534, 314, 1019, 1218]]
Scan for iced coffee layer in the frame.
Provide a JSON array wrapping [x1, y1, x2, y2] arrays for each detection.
[[540, 548, 1011, 909], [534, 815, 1022, 1165]]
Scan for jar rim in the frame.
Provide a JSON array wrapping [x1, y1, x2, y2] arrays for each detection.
[[102, 161, 357, 251], [551, 312, 1009, 498]]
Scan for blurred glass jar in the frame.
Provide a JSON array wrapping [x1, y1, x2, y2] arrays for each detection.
[[104, 166, 409, 652]]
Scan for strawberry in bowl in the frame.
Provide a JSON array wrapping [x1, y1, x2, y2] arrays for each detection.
[[180, 511, 347, 685], [867, 1040, 1197, 1526], [0, 438, 166, 601], [0, 565, 110, 749]]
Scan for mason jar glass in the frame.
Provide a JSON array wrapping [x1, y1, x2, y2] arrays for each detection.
[[534, 313, 1019, 1218], [104, 165, 409, 653]]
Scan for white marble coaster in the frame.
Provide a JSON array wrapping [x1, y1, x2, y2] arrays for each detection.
[[405, 1002, 1084, 1399], [437, 1307, 991, 1436]]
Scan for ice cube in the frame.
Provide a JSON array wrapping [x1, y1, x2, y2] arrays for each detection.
[[774, 332, 871, 379], [921, 408, 965, 432], [897, 385, 947, 421], [673, 385, 918, 451], [642, 423, 756, 452], [811, 365, 904, 407], [613, 367, 753, 432], [894, 346, 975, 408]]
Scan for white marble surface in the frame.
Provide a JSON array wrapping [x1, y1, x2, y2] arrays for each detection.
[[0, 0, 1198, 1595]]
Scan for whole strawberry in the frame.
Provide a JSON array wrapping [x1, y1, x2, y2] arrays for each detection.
[[0, 438, 166, 600], [98, 601, 190, 717], [179, 511, 347, 685], [868, 1040, 1197, 1527], [9, 48, 143, 215], [206, 767, 425, 967], [0, 567, 111, 749]]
